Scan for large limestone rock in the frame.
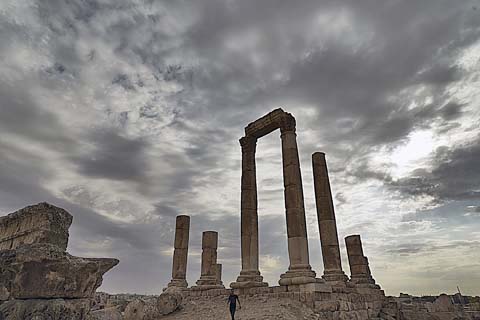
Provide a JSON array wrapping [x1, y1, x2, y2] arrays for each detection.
[[0, 202, 72, 251], [88, 307, 123, 320], [123, 288, 183, 320], [124, 298, 160, 320], [431, 294, 455, 312], [0, 298, 91, 320], [0, 243, 118, 300], [157, 287, 183, 315], [0, 203, 119, 302]]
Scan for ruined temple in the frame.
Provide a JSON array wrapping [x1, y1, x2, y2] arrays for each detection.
[[2, 109, 478, 320], [159, 109, 387, 319]]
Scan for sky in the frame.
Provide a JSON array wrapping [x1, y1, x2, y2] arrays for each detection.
[[1, 0, 480, 297]]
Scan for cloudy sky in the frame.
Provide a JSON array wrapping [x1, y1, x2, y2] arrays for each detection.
[[1, 0, 480, 296]]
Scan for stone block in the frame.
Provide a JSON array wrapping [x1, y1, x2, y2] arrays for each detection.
[[0, 243, 118, 300], [88, 307, 123, 320], [0, 202, 72, 251], [298, 282, 333, 293], [315, 300, 339, 312], [272, 286, 287, 293], [157, 287, 182, 315], [124, 299, 159, 320]]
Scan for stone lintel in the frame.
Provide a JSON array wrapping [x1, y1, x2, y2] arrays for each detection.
[[244, 108, 286, 138]]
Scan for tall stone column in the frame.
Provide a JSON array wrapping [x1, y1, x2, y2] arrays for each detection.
[[279, 114, 316, 286], [312, 152, 347, 283], [345, 235, 376, 286], [231, 137, 267, 288], [195, 231, 224, 289], [168, 215, 190, 288]]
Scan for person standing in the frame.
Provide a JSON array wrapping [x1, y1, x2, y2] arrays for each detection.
[[227, 289, 241, 320]]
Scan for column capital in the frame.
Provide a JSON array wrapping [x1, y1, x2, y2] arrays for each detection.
[[279, 113, 296, 134], [239, 136, 257, 152]]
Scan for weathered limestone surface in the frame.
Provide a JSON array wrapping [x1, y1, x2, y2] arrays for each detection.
[[345, 235, 377, 286], [0, 243, 118, 300], [0, 202, 72, 251], [378, 295, 480, 320], [123, 288, 182, 319], [157, 287, 183, 315], [312, 152, 347, 283], [0, 298, 91, 320], [87, 307, 123, 320], [0, 202, 119, 320], [168, 215, 190, 288], [124, 298, 159, 320]]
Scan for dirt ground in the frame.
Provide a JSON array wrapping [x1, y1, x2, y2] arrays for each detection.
[[162, 295, 324, 320]]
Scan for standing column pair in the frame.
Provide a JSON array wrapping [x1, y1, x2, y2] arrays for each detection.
[[231, 110, 316, 288]]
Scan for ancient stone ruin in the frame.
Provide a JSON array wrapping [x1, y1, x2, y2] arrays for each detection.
[[147, 108, 480, 320], [142, 109, 387, 319], [0, 202, 118, 319], [1, 109, 479, 320], [167, 215, 190, 289]]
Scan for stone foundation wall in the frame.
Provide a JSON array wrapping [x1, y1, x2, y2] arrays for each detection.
[[181, 284, 385, 319]]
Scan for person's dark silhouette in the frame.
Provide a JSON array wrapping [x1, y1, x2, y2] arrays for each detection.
[[227, 290, 241, 320]]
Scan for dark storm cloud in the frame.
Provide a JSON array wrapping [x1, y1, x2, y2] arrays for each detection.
[[381, 240, 480, 256], [1, 0, 480, 295], [71, 130, 149, 182], [0, 83, 75, 151], [389, 137, 480, 202], [439, 102, 465, 121], [163, 0, 480, 185], [0, 143, 56, 210]]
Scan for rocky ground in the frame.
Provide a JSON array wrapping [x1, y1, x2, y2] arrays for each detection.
[[162, 295, 324, 320]]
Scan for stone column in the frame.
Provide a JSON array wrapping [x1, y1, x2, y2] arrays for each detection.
[[168, 215, 190, 288], [195, 231, 224, 288], [231, 137, 267, 288], [279, 114, 316, 286], [345, 235, 376, 286], [215, 263, 223, 286], [312, 152, 347, 283]]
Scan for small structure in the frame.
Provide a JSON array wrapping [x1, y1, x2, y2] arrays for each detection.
[[193, 231, 224, 289], [345, 235, 378, 287]]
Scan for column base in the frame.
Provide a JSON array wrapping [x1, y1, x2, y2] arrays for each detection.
[[322, 270, 348, 283], [190, 284, 226, 291], [192, 276, 225, 290], [230, 270, 269, 288], [349, 274, 377, 286], [278, 267, 317, 286], [167, 279, 188, 288]]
